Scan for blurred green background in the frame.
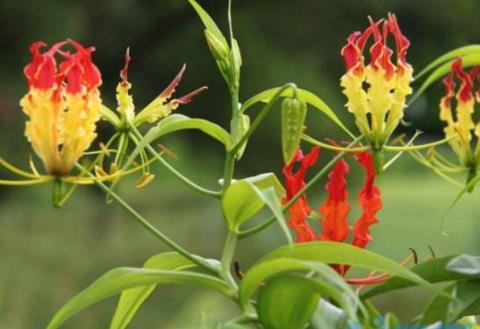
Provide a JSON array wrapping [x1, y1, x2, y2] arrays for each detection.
[[1, 0, 480, 328]]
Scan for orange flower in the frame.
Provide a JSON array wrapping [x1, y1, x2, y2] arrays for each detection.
[[20, 40, 102, 175]]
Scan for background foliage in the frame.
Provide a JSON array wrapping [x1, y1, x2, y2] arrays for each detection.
[[0, 0, 479, 328]]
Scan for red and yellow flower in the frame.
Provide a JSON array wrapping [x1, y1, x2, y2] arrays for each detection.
[[439, 58, 480, 167], [20, 40, 102, 175], [340, 14, 413, 149], [116, 50, 208, 126], [282, 148, 383, 276]]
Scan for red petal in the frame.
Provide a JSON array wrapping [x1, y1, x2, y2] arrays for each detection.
[[24, 41, 66, 90], [287, 202, 316, 243], [441, 73, 455, 109], [352, 152, 383, 249], [452, 58, 473, 103], [341, 31, 363, 73], [173, 86, 208, 105], [319, 159, 351, 242], [387, 13, 410, 67], [120, 47, 131, 85], [369, 19, 395, 79], [159, 64, 186, 101], [60, 40, 102, 93], [282, 147, 320, 242]]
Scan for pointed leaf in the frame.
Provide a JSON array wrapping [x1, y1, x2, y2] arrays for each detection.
[[363, 256, 480, 299], [410, 53, 480, 105], [415, 45, 480, 80], [109, 253, 196, 329], [128, 114, 231, 163], [241, 87, 354, 138], [187, 0, 228, 47], [420, 280, 480, 325], [239, 257, 362, 320], [45, 268, 233, 329], [259, 242, 448, 297]]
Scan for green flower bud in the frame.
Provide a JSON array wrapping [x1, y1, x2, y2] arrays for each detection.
[[281, 97, 307, 163]]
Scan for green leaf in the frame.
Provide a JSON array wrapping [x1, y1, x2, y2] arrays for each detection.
[[363, 256, 480, 299], [45, 267, 233, 329], [241, 87, 354, 138], [129, 114, 231, 163], [414, 45, 480, 80], [251, 185, 292, 245], [420, 284, 456, 325], [259, 242, 447, 297], [241, 173, 285, 199], [220, 173, 285, 199], [239, 257, 362, 320], [187, 0, 228, 47], [420, 280, 480, 325], [222, 180, 291, 243], [109, 252, 196, 329], [222, 180, 266, 231], [409, 53, 480, 105], [148, 114, 232, 148], [257, 274, 321, 329], [447, 255, 480, 275]]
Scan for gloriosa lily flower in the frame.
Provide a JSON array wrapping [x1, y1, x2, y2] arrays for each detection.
[[114, 49, 208, 127], [439, 58, 480, 171], [20, 40, 102, 175], [340, 14, 413, 150], [282, 148, 383, 276]]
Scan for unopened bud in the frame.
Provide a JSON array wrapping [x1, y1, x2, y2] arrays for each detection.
[[281, 97, 307, 163], [136, 173, 155, 188], [204, 29, 229, 62]]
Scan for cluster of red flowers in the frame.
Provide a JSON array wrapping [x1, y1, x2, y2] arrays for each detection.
[[282, 148, 383, 275]]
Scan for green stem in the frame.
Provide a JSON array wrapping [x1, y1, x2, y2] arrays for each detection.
[[223, 87, 240, 189], [383, 136, 452, 152], [222, 152, 236, 189], [466, 165, 477, 193], [129, 130, 222, 198], [230, 83, 297, 155], [75, 163, 218, 274], [302, 134, 370, 153], [238, 136, 363, 239], [220, 231, 238, 289]]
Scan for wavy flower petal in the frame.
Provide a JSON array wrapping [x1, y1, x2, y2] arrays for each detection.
[[439, 58, 480, 164], [341, 14, 413, 146], [319, 159, 351, 242], [352, 152, 383, 249], [20, 40, 102, 175], [282, 147, 320, 242]]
